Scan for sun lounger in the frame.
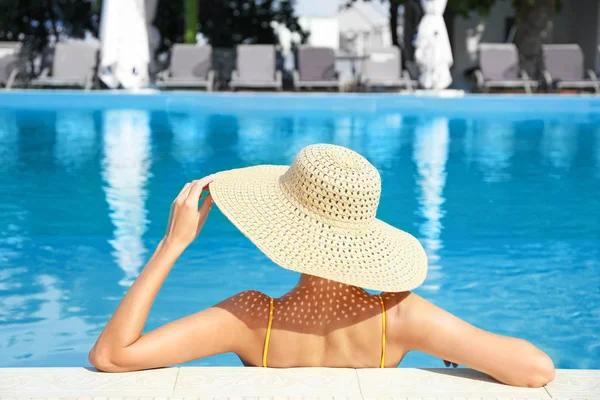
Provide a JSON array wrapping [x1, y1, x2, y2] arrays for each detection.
[[30, 41, 99, 90], [361, 46, 416, 91], [473, 43, 538, 94], [0, 42, 23, 89], [541, 44, 599, 93], [293, 46, 342, 91], [230, 45, 282, 91], [156, 44, 214, 91]]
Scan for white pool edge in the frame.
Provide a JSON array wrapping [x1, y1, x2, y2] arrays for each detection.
[[0, 367, 598, 399]]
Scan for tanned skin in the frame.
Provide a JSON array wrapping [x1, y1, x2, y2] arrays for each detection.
[[89, 176, 555, 388]]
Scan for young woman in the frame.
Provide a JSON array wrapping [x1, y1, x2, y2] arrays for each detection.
[[89, 144, 555, 388]]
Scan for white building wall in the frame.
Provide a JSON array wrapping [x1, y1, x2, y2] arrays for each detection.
[[299, 17, 340, 49], [561, 0, 600, 71], [545, 0, 600, 71]]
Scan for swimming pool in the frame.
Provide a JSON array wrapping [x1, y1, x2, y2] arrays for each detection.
[[0, 92, 598, 369]]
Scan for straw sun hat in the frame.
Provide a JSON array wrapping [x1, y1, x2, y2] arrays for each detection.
[[209, 144, 427, 292]]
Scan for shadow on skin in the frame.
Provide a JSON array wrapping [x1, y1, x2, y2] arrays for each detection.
[[213, 276, 412, 367], [215, 279, 407, 334]]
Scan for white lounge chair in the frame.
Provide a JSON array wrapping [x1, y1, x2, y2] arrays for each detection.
[[31, 41, 99, 90], [230, 45, 282, 91], [156, 44, 215, 91]]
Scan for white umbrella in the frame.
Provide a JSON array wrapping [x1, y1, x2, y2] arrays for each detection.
[[99, 0, 156, 89], [414, 0, 453, 89]]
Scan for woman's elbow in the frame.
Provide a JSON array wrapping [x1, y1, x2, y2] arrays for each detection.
[[88, 346, 123, 373], [523, 352, 556, 388]]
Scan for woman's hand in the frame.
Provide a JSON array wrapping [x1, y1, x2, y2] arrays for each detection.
[[164, 175, 215, 250]]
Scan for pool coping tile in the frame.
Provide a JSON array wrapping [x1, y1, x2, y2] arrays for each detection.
[[1, 367, 599, 399], [544, 369, 600, 399], [356, 368, 551, 399], [172, 367, 362, 398], [0, 367, 178, 397]]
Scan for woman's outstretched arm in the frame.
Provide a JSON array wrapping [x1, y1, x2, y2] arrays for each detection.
[[89, 176, 247, 372], [400, 293, 555, 388]]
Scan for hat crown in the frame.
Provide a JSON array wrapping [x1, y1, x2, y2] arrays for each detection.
[[279, 144, 381, 226]]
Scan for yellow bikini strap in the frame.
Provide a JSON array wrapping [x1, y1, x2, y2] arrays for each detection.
[[378, 294, 386, 368], [262, 297, 274, 367]]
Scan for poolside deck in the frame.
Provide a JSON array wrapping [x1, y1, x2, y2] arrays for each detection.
[[0, 367, 597, 399]]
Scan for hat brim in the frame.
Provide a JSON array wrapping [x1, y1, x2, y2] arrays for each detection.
[[209, 165, 428, 292]]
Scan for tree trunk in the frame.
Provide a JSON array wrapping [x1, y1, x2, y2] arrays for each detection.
[[514, 0, 556, 79], [389, 0, 399, 47], [46, 0, 60, 42]]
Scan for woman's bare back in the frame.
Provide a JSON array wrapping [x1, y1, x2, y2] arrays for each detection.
[[221, 280, 410, 368]]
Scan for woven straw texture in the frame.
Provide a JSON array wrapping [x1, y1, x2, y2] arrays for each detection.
[[209, 144, 428, 292]]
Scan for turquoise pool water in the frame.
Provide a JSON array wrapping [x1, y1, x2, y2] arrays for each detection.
[[0, 92, 599, 369]]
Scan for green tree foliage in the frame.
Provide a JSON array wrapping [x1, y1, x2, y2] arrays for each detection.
[[447, 0, 496, 17], [153, 0, 185, 52], [0, 0, 99, 50], [390, 0, 559, 17], [197, 0, 308, 47], [153, 0, 308, 51], [1, 0, 307, 54], [447, 0, 560, 17], [0, 0, 99, 76]]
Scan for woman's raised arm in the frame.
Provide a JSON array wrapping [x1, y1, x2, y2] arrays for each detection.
[[89, 176, 247, 372], [400, 293, 555, 388]]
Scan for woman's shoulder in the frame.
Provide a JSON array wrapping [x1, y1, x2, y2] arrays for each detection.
[[214, 290, 272, 330], [217, 290, 272, 305]]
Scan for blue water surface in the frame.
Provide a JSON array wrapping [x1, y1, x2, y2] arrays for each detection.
[[0, 92, 599, 369]]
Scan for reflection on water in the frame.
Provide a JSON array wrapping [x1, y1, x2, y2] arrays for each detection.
[[318, 113, 407, 170], [54, 111, 98, 171], [364, 114, 406, 170], [236, 116, 287, 164], [169, 113, 212, 165], [0, 271, 93, 364], [595, 126, 600, 178], [332, 116, 362, 150], [286, 117, 331, 161], [101, 110, 151, 287], [0, 112, 19, 172], [0, 106, 599, 369], [413, 118, 449, 291], [541, 122, 577, 170], [0, 113, 27, 263], [465, 120, 514, 182]]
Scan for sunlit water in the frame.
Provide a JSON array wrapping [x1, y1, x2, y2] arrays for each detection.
[[0, 96, 599, 369]]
